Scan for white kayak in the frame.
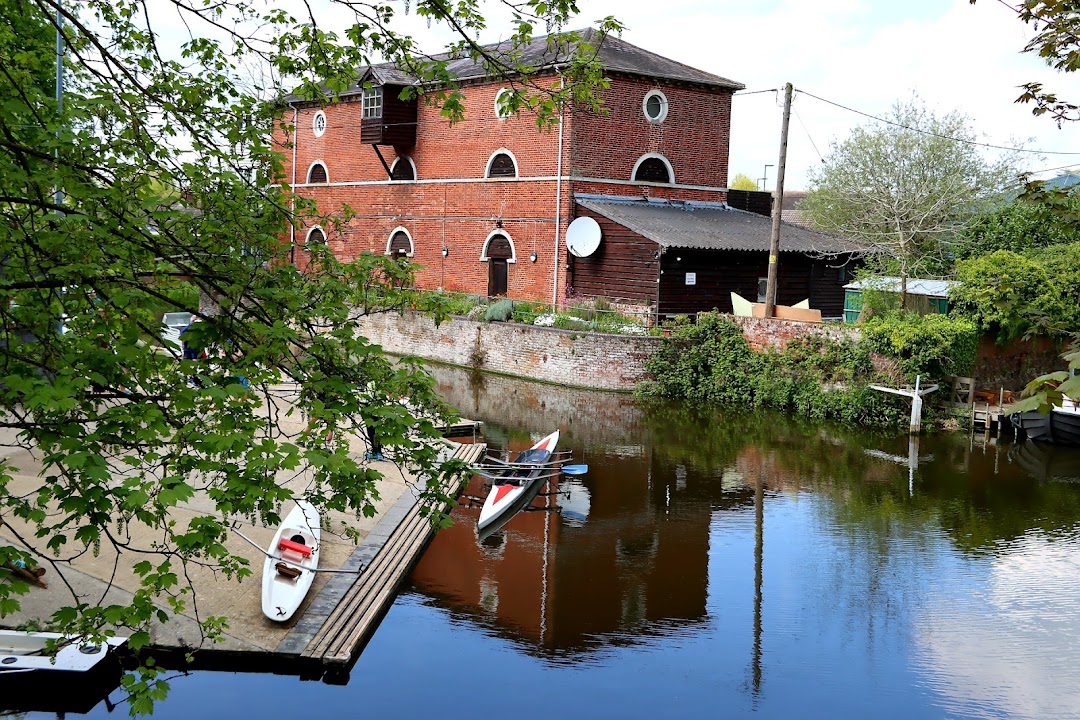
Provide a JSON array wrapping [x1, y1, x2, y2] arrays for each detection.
[[0, 631, 126, 674], [261, 500, 321, 622], [477, 430, 560, 533]]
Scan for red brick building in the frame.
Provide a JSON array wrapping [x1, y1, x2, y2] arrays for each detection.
[[278, 29, 857, 321]]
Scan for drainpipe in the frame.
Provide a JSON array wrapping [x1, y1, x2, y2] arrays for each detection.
[[552, 75, 565, 308], [289, 102, 298, 263]]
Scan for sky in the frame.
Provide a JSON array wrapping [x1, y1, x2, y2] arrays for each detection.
[[365, 0, 1080, 190]]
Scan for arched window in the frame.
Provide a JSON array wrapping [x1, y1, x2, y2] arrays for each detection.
[[306, 227, 326, 246], [390, 156, 416, 181], [486, 151, 517, 178], [632, 154, 674, 184], [385, 227, 414, 258], [307, 162, 328, 184]]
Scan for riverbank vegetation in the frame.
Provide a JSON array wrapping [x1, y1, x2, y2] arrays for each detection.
[[637, 312, 978, 428]]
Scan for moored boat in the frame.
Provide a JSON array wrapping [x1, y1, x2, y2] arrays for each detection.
[[0, 631, 126, 674], [261, 500, 321, 622], [1011, 396, 1080, 448], [476, 430, 560, 536]]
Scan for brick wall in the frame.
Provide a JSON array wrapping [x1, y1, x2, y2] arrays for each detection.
[[356, 311, 661, 391], [275, 69, 736, 304], [730, 316, 861, 351], [973, 336, 1067, 391]]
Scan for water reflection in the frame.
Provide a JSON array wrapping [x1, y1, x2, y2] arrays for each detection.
[[413, 365, 1080, 717]]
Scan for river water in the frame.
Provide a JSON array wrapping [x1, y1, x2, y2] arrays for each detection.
[[74, 367, 1080, 718]]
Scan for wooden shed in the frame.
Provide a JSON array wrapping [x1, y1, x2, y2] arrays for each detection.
[[842, 277, 957, 323], [569, 195, 862, 322]]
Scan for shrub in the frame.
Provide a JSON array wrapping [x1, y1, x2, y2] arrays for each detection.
[[639, 311, 909, 427], [861, 313, 978, 382], [483, 299, 514, 322]]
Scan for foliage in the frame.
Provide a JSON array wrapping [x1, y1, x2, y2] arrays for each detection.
[[861, 314, 979, 382], [483, 298, 515, 322], [952, 194, 1080, 261], [802, 96, 1018, 295], [972, 0, 1080, 125], [730, 173, 758, 191], [0, 0, 621, 710], [638, 313, 907, 427], [950, 250, 1055, 341]]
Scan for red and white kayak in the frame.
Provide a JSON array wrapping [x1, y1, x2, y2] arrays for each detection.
[[477, 430, 560, 533], [262, 500, 321, 622]]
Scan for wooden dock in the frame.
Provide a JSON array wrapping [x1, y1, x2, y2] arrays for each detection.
[[275, 441, 486, 677]]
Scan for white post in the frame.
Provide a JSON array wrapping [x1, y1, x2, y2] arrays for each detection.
[[910, 375, 922, 435]]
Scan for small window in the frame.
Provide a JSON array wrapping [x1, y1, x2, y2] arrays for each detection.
[[312, 111, 327, 137], [307, 227, 326, 246], [494, 88, 514, 119], [633, 157, 672, 184], [307, 162, 328, 184], [388, 229, 412, 258], [362, 86, 383, 119], [643, 90, 668, 124], [487, 152, 517, 178], [390, 156, 415, 181], [757, 277, 768, 303]]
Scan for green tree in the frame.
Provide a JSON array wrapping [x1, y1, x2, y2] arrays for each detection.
[[801, 97, 1018, 304], [0, 0, 620, 710], [970, 0, 1080, 411], [952, 193, 1080, 261], [730, 173, 758, 191]]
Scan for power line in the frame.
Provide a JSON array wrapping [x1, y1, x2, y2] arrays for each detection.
[[730, 89, 781, 97], [797, 88, 1080, 156], [793, 107, 823, 163]]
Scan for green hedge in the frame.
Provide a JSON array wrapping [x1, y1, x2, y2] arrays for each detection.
[[638, 312, 908, 427], [861, 314, 979, 381]]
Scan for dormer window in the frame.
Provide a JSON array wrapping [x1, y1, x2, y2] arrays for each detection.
[[362, 86, 383, 119]]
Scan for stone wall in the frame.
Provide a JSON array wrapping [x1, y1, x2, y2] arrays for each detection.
[[357, 312, 662, 391]]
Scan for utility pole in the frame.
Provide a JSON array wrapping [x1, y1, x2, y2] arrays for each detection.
[[54, 2, 63, 208], [764, 83, 792, 319]]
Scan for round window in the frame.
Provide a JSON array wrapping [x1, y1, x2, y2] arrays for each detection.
[[313, 111, 327, 137], [643, 90, 668, 124], [494, 88, 514, 119]]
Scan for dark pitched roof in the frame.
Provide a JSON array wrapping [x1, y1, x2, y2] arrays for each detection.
[[289, 28, 743, 101], [575, 196, 863, 254]]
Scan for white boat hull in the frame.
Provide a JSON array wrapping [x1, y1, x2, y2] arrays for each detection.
[[0, 631, 125, 674], [261, 500, 321, 622], [477, 430, 560, 532]]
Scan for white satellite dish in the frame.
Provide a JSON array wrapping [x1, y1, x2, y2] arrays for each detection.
[[565, 216, 602, 258]]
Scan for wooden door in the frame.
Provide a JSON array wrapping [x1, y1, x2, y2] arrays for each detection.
[[489, 259, 508, 296]]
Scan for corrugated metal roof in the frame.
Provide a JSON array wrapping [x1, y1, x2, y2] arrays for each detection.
[[286, 28, 743, 102], [844, 277, 957, 298], [576, 197, 863, 254]]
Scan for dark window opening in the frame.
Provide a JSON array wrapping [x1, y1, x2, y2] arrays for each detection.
[[389, 230, 412, 257], [308, 228, 326, 246], [487, 153, 517, 178], [390, 158, 415, 181], [307, 163, 327, 184], [634, 157, 671, 184]]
